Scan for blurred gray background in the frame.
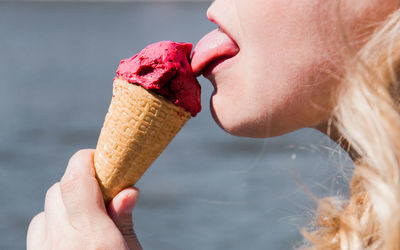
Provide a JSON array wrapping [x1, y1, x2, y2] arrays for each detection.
[[0, 2, 353, 249]]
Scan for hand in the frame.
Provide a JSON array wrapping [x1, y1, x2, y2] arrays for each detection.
[[27, 149, 142, 250]]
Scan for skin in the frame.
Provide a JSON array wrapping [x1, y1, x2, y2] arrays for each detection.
[[27, 1, 400, 249], [27, 150, 142, 250], [200, 0, 399, 138]]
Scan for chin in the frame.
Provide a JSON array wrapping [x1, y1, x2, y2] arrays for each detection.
[[210, 98, 275, 138], [217, 119, 293, 138], [210, 95, 300, 138]]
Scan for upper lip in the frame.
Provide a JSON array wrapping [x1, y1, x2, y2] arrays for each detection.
[[206, 6, 239, 48]]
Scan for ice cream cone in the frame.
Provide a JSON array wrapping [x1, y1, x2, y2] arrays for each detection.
[[94, 77, 191, 203]]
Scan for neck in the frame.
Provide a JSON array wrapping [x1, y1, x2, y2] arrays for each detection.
[[314, 121, 359, 161]]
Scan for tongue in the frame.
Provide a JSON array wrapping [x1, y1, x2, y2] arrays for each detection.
[[191, 29, 239, 76]]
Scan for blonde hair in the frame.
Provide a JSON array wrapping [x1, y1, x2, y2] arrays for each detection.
[[303, 7, 400, 250]]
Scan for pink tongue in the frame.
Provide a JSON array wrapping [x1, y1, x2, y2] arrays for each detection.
[[191, 29, 239, 76]]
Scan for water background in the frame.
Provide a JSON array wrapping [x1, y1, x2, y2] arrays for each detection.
[[0, 2, 353, 249]]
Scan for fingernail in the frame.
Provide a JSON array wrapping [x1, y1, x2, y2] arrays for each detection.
[[123, 192, 137, 214]]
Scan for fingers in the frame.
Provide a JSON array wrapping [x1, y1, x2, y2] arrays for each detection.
[[63, 149, 96, 178], [27, 212, 46, 250], [60, 149, 106, 228], [28, 149, 144, 250], [44, 182, 68, 229], [108, 187, 139, 226], [108, 187, 142, 250]]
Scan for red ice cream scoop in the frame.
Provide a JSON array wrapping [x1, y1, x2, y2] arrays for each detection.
[[117, 41, 201, 117]]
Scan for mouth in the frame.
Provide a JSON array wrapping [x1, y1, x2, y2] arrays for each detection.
[[191, 28, 240, 77]]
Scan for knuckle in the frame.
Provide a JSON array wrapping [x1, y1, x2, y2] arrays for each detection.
[[60, 174, 79, 194], [120, 225, 135, 237], [125, 231, 140, 241], [64, 149, 95, 181], [125, 232, 143, 250], [28, 212, 45, 230], [45, 182, 60, 202], [68, 149, 94, 167]]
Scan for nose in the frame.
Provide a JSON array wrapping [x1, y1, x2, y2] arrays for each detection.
[[206, 1, 217, 23], [207, 0, 233, 23]]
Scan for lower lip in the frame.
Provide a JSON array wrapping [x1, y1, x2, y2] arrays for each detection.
[[202, 55, 236, 78]]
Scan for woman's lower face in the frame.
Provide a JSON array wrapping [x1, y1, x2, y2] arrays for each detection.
[[192, 0, 399, 138]]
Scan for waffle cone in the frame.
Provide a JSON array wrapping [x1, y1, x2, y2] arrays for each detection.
[[94, 78, 191, 203]]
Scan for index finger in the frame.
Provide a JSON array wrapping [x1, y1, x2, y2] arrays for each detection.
[[62, 149, 96, 179], [60, 149, 107, 227]]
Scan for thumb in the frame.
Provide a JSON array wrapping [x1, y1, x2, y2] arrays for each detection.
[[107, 187, 142, 250]]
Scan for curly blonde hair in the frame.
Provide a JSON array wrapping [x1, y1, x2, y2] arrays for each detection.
[[303, 6, 400, 250]]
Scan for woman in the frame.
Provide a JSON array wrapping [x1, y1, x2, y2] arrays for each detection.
[[27, 0, 400, 249]]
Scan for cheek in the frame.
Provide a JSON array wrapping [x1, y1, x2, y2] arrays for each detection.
[[210, 51, 337, 137], [210, 1, 341, 137]]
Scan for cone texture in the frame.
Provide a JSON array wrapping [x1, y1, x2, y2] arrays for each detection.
[[94, 78, 191, 203]]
